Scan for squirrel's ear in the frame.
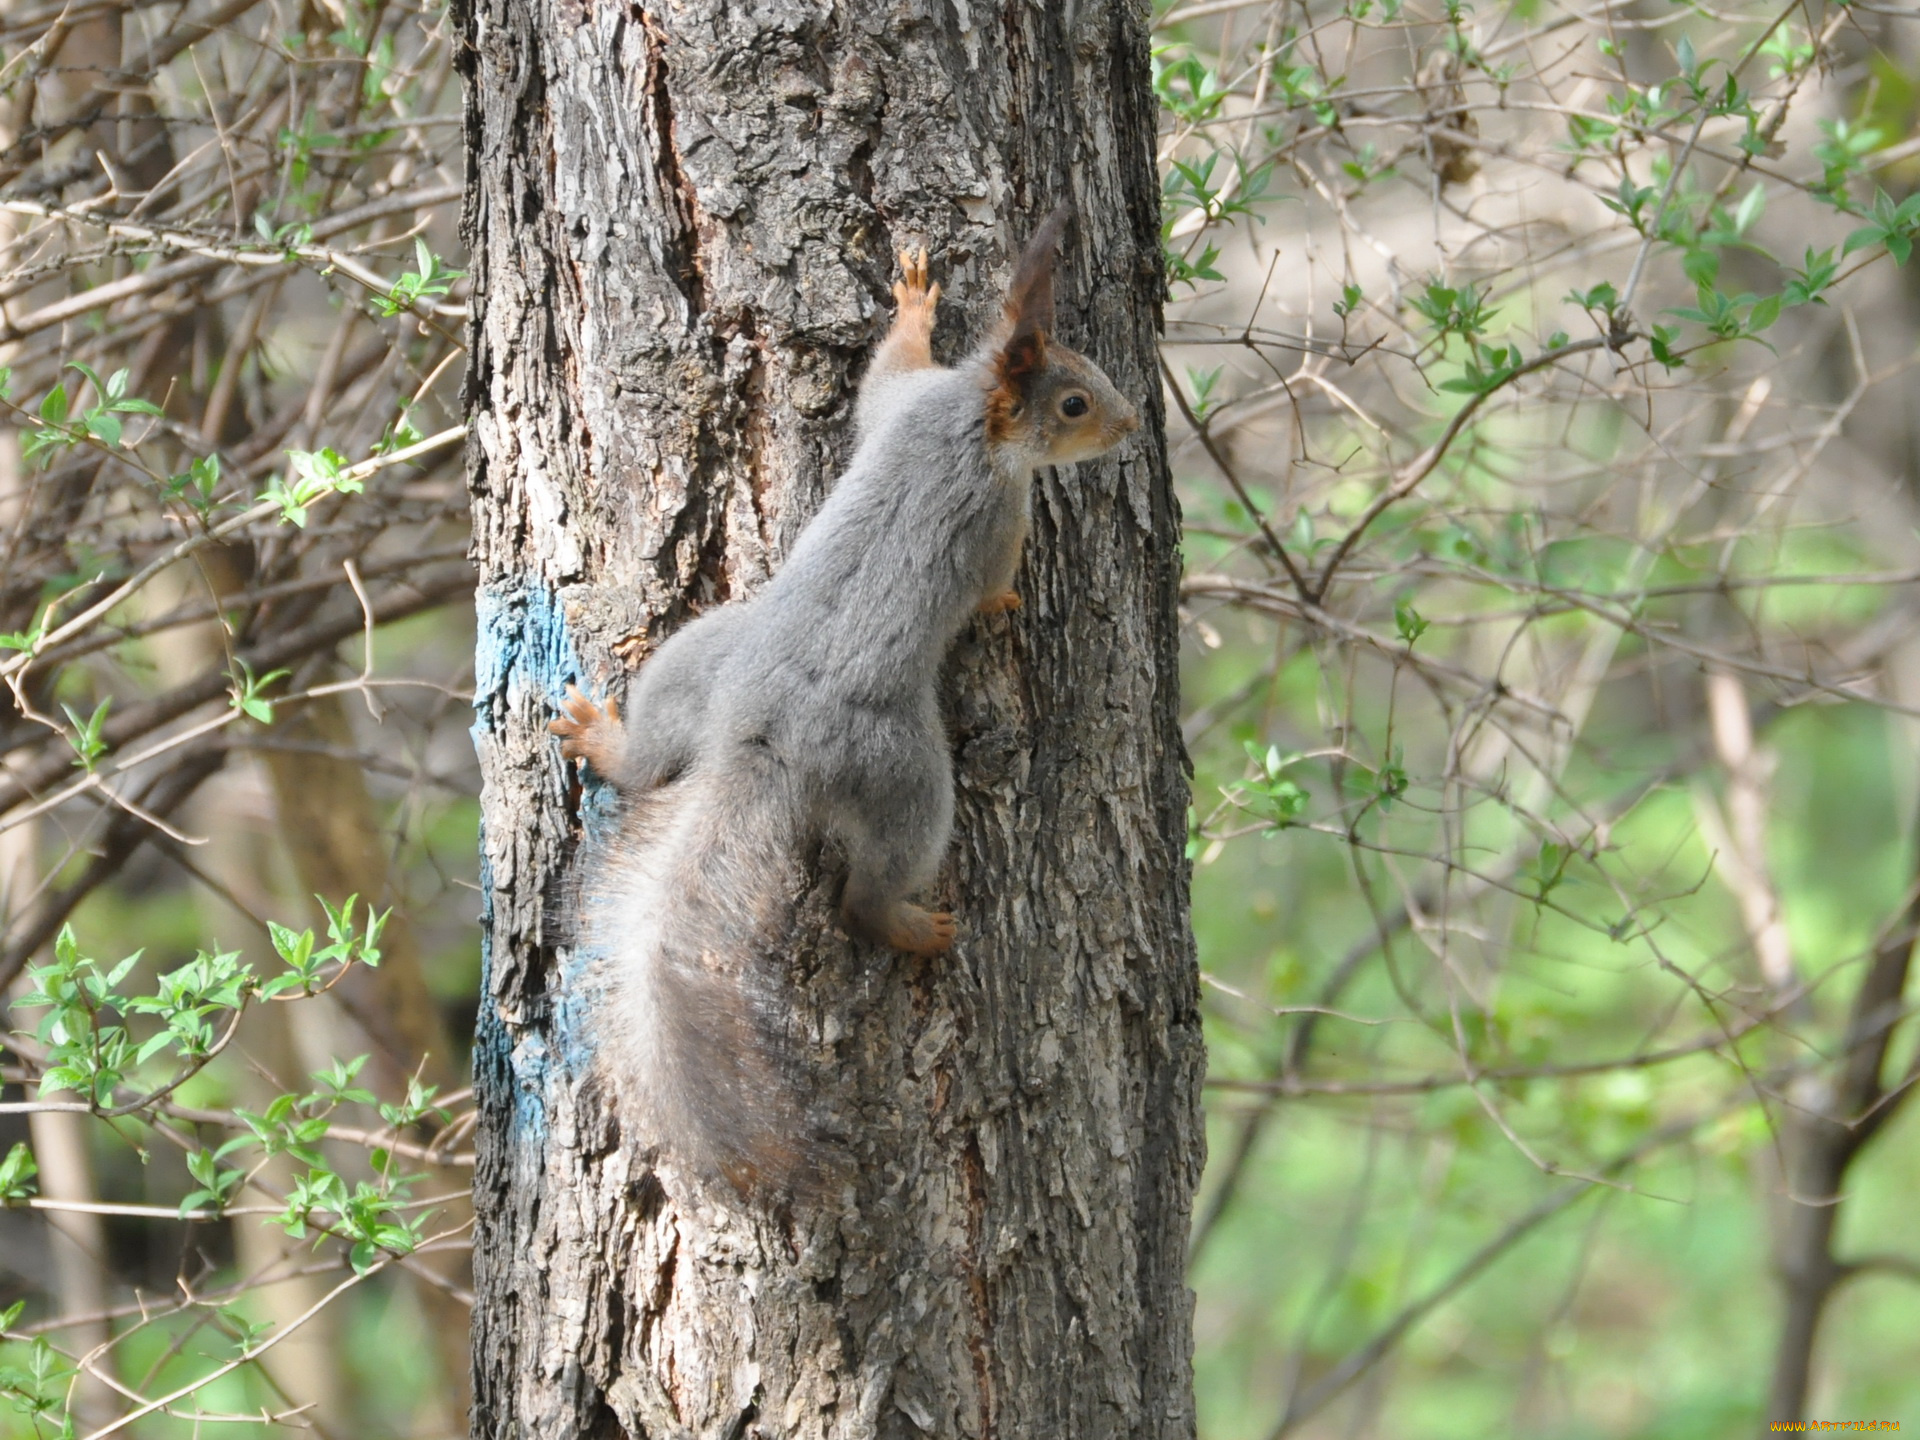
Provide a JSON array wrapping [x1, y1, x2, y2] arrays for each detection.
[[988, 208, 1070, 437], [1003, 206, 1070, 340], [992, 323, 1047, 404]]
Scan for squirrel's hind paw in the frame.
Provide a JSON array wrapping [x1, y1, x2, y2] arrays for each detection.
[[887, 905, 957, 956], [549, 684, 624, 775], [977, 589, 1021, 616]]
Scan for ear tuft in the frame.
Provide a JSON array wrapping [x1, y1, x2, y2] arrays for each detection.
[[1003, 205, 1071, 340]]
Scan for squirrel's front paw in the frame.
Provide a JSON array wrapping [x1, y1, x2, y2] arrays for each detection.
[[549, 684, 623, 775], [891, 245, 941, 323]]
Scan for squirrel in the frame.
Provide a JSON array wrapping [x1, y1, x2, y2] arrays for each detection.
[[549, 210, 1141, 1195]]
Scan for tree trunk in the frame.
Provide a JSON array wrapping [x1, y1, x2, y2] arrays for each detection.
[[457, 3, 1201, 1436]]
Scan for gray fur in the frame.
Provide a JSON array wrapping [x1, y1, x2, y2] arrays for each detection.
[[560, 226, 1139, 1194]]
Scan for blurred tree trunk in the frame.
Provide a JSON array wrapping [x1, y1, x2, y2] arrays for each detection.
[[458, 1, 1202, 1436], [141, 568, 353, 1438]]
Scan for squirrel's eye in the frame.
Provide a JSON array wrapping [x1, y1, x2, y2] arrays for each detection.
[[1060, 394, 1090, 419]]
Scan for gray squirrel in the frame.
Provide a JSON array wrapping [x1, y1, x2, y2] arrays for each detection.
[[550, 211, 1140, 1194]]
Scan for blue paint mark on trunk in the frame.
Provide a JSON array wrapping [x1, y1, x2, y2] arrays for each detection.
[[471, 576, 609, 1149], [473, 578, 579, 729]]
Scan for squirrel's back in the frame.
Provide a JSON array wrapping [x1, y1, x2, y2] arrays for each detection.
[[749, 364, 1016, 686]]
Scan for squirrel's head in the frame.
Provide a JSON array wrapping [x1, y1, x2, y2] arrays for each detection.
[[984, 209, 1141, 466]]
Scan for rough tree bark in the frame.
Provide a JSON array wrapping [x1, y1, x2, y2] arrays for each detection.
[[457, 2, 1201, 1435]]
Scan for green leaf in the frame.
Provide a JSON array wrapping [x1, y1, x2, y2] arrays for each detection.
[[1842, 224, 1885, 257], [228, 661, 290, 723], [1680, 247, 1720, 288], [1783, 246, 1837, 307], [135, 1031, 177, 1064], [63, 361, 103, 398], [1394, 595, 1430, 644], [0, 602, 49, 653], [103, 949, 141, 990], [270, 921, 315, 971], [0, 1142, 38, 1201], [1369, 747, 1409, 812], [1648, 323, 1686, 371], [60, 696, 111, 772]]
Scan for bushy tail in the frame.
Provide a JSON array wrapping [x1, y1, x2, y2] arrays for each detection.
[[580, 758, 821, 1195]]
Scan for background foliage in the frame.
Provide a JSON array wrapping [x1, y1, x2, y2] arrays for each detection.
[[1158, 0, 1920, 1433], [0, 0, 1917, 1435], [0, 1, 473, 1433]]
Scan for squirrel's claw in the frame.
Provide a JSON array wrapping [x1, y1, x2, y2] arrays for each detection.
[[550, 684, 621, 771]]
